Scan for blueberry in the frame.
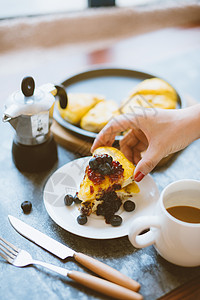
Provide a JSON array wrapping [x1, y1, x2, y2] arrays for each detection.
[[123, 200, 136, 212], [98, 162, 112, 175], [64, 194, 74, 206], [73, 194, 82, 204], [77, 215, 88, 225], [102, 154, 113, 165], [89, 157, 99, 170], [110, 215, 122, 226], [21, 201, 32, 214]]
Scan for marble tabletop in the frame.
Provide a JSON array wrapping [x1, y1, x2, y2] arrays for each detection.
[[0, 24, 200, 300]]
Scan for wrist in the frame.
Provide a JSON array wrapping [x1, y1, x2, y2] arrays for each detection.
[[181, 104, 200, 142]]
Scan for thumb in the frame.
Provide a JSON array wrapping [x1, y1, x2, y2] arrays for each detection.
[[134, 145, 162, 181]]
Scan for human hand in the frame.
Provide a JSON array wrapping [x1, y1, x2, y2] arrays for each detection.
[[91, 105, 200, 181]]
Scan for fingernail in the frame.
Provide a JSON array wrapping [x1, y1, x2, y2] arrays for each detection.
[[134, 171, 145, 182]]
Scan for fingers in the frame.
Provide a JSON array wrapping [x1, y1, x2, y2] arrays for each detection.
[[120, 129, 138, 149], [132, 149, 142, 165], [134, 144, 162, 179], [91, 125, 116, 153], [120, 129, 148, 164], [91, 114, 136, 153], [119, 130, 138, 162]]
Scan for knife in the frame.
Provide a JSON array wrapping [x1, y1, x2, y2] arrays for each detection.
[[8, 215, 140, 292]]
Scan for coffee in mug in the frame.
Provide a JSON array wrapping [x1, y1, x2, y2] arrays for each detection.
[[167, 206, 200, 223], [165, 189, 200, 223], [128, 179, 200, 267]]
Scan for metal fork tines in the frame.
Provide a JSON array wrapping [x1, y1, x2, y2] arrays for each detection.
[[0, 237, 19, 263], [0, 236, 68, 274], [0, 236, 143, 300]]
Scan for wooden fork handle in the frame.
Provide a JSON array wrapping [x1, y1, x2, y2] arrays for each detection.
[[74, 252, 140, 292], [68, 270, 143, 300]]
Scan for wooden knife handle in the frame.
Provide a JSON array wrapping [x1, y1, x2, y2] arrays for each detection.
[[68, 270, 143, 300], [74, 252, 140, 292]]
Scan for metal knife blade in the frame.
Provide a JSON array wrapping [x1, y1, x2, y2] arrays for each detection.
[[8, 214, 140, 292], [8, 215, 74, 259]]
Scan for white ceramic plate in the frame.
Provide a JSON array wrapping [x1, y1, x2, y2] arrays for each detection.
[[43, 157, 160, 239]]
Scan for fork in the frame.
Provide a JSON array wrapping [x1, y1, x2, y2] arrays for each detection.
[[0, 237, 143, 300]]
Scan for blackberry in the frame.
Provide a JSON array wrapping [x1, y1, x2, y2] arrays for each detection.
[[96, 204, 105, 216], [97, 191, 122, 224]]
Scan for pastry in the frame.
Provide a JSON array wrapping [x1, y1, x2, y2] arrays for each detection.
[[77, 147, 139, 223], [120, 77, 178, 113], [57, 93, 104, 125], [80, 100, 119, 133]]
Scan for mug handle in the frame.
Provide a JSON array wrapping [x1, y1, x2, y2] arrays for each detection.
[[128, 216, 161, 248]]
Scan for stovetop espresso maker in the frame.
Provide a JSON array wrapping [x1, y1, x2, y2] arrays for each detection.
[[3, 76, 68, 172]]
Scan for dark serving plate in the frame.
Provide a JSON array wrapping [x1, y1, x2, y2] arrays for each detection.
[[54, 67, 183, 141]]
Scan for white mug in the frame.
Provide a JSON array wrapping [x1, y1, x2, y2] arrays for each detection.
[[128, 179, 200, 267]]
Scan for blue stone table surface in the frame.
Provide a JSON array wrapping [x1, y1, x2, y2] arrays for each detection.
[[0, 49, 200, 300]]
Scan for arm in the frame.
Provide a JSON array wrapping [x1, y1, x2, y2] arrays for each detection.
[[91, 104, 200, 181]]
